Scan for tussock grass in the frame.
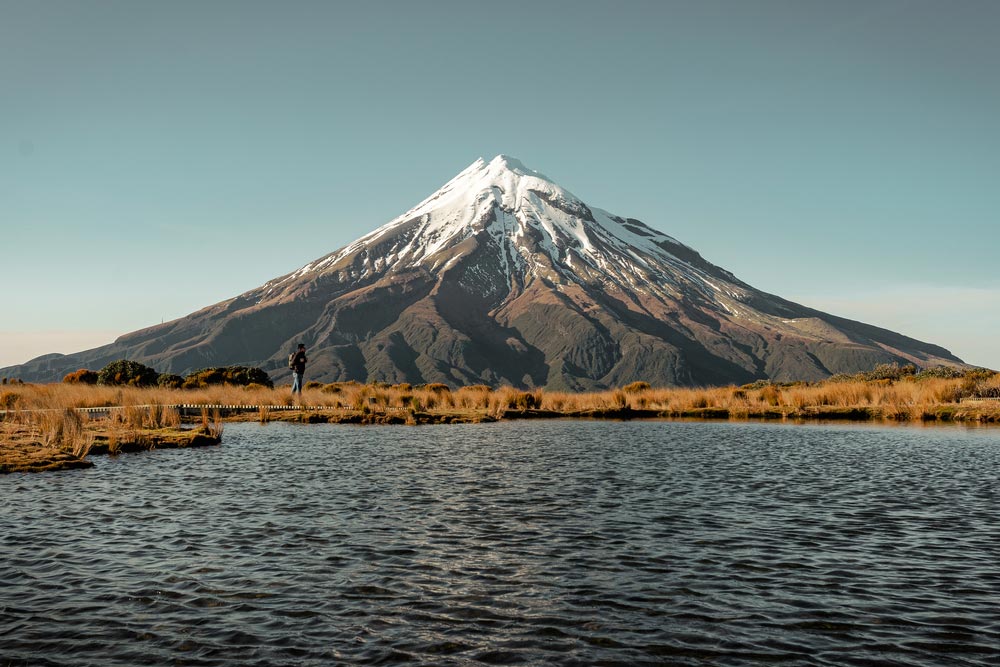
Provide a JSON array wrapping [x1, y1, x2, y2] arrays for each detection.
[[1, 387, 222, 473], [5, 367, 995, 474], [2, 369, 999, 427]]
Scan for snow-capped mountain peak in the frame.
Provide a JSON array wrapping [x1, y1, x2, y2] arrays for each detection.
[[399, 153, 583, 226], [288, 155, 710, 299]]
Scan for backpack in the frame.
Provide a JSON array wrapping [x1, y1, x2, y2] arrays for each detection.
[[288, 352, 296, 370]]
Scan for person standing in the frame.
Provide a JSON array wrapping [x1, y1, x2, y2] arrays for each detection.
[[289, 343, 307, 396]]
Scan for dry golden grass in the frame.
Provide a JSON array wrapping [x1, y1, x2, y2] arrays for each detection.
[[4, 368, 996, 474], [1, 387, 222, 473], [2, 370, 999, 429]]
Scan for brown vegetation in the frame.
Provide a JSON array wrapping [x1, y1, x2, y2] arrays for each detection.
[[62, 369, 98, 385], [2, 366, 998, 423], [1, 392, 222, 474], [3, 366, 998, 474]]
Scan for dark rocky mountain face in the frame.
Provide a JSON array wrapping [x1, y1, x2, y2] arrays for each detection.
[[4, 155, 965, 388]]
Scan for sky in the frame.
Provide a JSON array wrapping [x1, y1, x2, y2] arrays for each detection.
[[2, 0, 998, 370]]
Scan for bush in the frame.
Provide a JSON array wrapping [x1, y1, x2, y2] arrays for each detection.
[[741, 379, 775, 390], [975, 386, 1000, 399], [971, 376, 1000, 399], [182, 366, 273, 389], [97, 360, 159, 387], [827, 363, 918, 384], [305, 381, 323, 390], [182, 368, 224, 389], [63, 369, 98, 385], [914, 366, 963, 380], [622, 381, 651, 394], [860, 363, 916, 382], [157, 373, 184, 389]]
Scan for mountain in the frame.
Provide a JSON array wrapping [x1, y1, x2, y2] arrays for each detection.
[[3, 155, 966, 389]]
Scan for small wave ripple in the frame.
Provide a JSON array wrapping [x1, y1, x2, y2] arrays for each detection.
[[2, 420, 1000, 666]]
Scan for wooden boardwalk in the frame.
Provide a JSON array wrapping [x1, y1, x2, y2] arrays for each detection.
[[0, 403, 409, 417]]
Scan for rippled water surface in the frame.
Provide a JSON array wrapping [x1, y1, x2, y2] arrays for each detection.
[[3, 420, 1000, 666]]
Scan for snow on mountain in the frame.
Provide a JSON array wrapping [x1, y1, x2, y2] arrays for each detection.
[[264, 155, 748, 310]]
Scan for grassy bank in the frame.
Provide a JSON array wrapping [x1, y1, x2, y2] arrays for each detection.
[[3, 368, 998, 473], [0, 404, 222, 474], [3, 370, 999, 424]]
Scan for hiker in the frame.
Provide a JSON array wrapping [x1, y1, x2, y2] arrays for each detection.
[[289, 343, 307, 395]]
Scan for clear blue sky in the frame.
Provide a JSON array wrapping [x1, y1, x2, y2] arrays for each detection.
[[3, 0, 998, 370]]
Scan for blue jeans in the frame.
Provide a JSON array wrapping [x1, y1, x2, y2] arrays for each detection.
[[291, 371, 304, 394]]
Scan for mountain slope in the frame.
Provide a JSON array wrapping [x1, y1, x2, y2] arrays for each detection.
[[3, 155, 966, 388]]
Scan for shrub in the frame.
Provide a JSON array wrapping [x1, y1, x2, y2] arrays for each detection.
[[860, 363, 916, 382], [828, 363, 918, 384], [622, 381, 651, 394], [971, 376, 1000, 399], [97, 360, 159, 387], [182, 366, 273, 389], [157, 373, 184, 389], [741, 379, 774, 390], [424, 383, 451, 393], [305, 381, 323, 390], [914, 366, 963, 380], [63, 369, 98, 385], [963, 368, 997, 382], [182, 368, 225, 389]]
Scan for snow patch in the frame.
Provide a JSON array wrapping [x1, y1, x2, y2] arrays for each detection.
[[278, 154, 757, 321]]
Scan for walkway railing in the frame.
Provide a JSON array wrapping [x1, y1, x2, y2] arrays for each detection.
[[0, 403, 410, 417]]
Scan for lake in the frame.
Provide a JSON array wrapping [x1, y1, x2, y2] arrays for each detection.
[[2, 420, 999, 666]]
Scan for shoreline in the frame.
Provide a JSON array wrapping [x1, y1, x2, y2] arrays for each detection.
[[0, 425, 221, 474], [4, 404, 997, 475], [225, 400, 1000, 426], [4, 372, 999, 474]]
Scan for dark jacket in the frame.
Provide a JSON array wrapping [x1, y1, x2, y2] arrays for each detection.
[[291, 350, 307, 374]]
